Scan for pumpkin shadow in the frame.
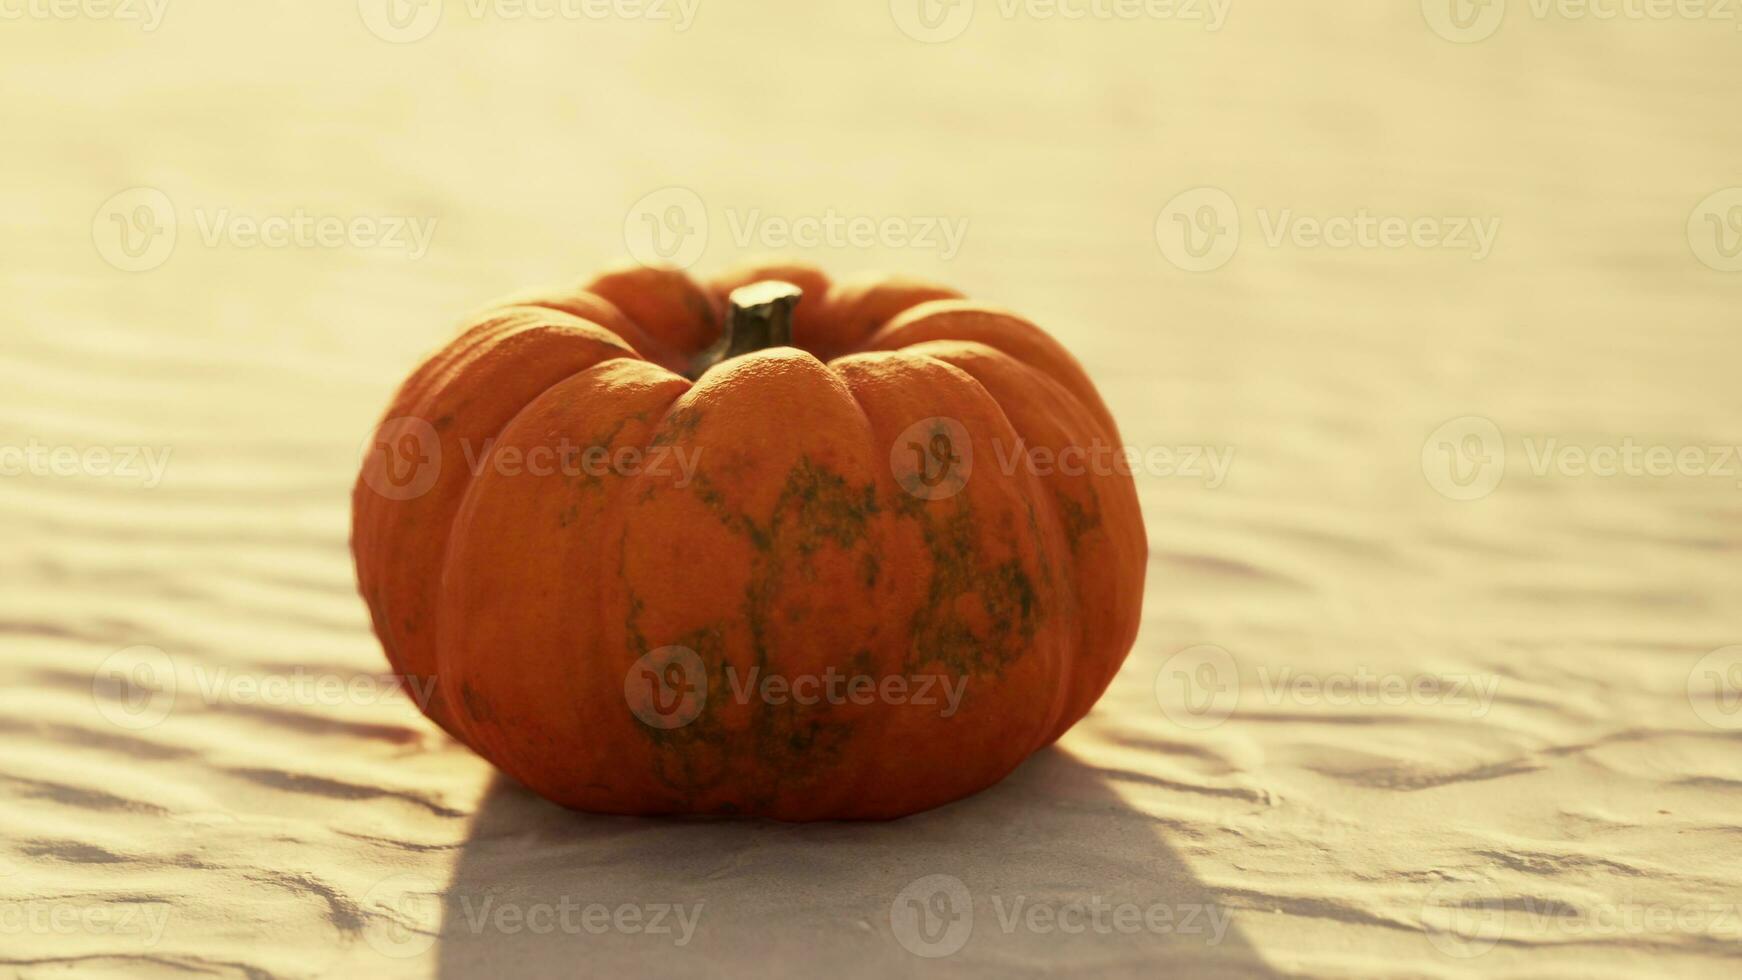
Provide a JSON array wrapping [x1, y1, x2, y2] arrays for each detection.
[[429, 748, 1277, 977]]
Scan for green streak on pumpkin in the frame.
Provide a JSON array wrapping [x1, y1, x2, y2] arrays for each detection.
[[734, 457, 872, 802], [623, 589, 732, 798], [905, 503, 1041, 677], [460, 681, 494, 724], [626, 455, 880, 808], [1054, 492, 1100, 555], [648, 405, 702, 447]]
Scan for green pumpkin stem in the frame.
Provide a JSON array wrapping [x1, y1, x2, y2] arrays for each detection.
[[691, 281, 802, 379]]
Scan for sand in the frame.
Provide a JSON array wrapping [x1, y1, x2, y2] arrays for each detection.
[[4, 3, 1741, 977]]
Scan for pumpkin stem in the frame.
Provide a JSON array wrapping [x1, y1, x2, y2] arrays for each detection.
[[690, 280, 802, 379]]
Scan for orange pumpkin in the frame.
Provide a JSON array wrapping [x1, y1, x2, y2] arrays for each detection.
[[352, 259, 1145, 820]]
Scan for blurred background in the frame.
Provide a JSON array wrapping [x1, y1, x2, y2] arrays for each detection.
[[3, 2, 1741, 977]]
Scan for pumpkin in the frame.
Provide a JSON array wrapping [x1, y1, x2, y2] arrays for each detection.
[[352, 259, 1145, 820]]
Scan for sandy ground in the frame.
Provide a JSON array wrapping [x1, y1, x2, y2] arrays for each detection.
[[4, 3, 1742, 977]]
